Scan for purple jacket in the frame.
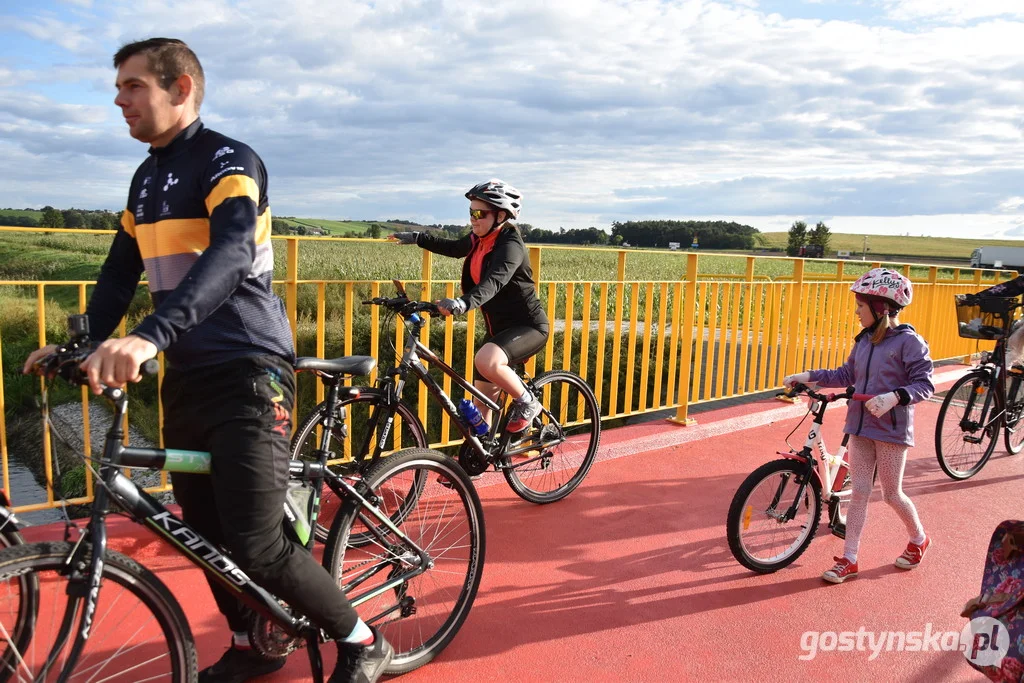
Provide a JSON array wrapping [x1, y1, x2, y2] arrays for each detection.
[[808, 325, 934, 446]]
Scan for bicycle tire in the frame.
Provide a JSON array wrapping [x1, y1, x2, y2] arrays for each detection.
[[935, 371, 999, 480], [323, 448, 485, 675], [0, 541, 197, 682], [0, 514, 33, 681], [1005, 373, 1024, 454], [291, 389, 429, 542], [726, 459, 822, 573], [501, 371, 600, 504]]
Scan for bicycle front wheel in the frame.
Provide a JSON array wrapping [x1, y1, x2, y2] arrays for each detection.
[[1005, 373, 1024, 454], [0, 513, 33, 680], [935, 371, 998, 479], [0, 541, 197, 682], [323, 448, 485, 675], [501, 371, 601, 504], [726, 459, 822, 573], [291, 389, 428, 542]]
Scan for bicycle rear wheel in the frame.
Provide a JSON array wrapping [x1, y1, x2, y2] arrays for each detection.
[[726, 459, 822, 573], [291, 389, 428, 542], [323, 448, 485, 675], [935, 371, 999, 479], [0, 541, 197, 682], [501, 371, 600, 504]]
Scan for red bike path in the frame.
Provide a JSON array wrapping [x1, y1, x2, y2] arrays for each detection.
[[22, 364, 1005, 682]]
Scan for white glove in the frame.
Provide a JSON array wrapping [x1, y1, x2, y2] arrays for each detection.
[[865, 391, 900, 417], [783, 372, 811, 388]]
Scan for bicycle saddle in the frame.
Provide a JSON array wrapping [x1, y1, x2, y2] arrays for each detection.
[[294, 356, 377, 376]]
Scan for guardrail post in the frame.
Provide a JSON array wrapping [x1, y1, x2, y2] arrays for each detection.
[[527, 246, 542, 377], [286, 237, 298, 346], [784, 258, 806, 380], [669, 252, 698, 425], [926, 265, 939, 348]]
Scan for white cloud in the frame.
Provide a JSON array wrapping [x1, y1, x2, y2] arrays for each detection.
[[0, 0, 1021, 237], [882, 0, 1024, 23]]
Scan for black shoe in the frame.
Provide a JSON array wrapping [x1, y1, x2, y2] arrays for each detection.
[[198, 646, 286, 683], [330, 628, 394, 683]]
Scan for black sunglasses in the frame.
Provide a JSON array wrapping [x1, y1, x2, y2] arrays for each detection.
[[469, 209, 495, 220]]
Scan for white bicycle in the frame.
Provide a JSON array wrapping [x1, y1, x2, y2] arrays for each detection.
[[726, 384, 875, 573]]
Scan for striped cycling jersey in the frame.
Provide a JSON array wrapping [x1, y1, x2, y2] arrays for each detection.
[[86, 119, 293, 369]]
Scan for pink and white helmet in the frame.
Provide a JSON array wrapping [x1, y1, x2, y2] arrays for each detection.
[[850, 267, 913, 309]]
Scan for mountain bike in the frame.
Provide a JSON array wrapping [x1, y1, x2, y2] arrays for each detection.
[[291, 280, 601, 510], [935, 294, 1024, 479], [726, 384, 875, 573], [0, 315, 485, 681]]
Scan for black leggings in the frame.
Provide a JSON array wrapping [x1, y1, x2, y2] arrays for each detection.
[[473, 324, 549, 381], [163, 355, 359, 639]]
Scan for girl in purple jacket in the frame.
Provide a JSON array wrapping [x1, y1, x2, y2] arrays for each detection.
[[784, 268, 935, 584]]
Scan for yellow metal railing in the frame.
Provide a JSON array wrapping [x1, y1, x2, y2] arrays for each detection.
[[0, 225, 1015, 512]]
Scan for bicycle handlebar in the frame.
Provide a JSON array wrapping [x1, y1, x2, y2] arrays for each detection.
[[782, 383, 876, 404], [362, 295, 442, 317], [35, 341, 159, 388]]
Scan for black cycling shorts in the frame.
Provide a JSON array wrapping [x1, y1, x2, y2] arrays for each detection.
[[474, 324, 549, 381]]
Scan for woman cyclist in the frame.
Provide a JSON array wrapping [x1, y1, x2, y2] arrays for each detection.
[[390, 179, 549, 432]]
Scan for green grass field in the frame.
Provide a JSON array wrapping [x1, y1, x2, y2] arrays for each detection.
[[0, 209, 43, 222], [758, 232, 1024, 261], [278, 217, 420, 235]]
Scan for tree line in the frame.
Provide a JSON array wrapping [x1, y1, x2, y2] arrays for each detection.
[[609, 220, 759, 249], [2, 207, 121, 230]]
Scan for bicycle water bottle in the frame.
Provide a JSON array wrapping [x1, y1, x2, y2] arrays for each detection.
[[458, 399, 489, 436], [284, 482, 313, 545]]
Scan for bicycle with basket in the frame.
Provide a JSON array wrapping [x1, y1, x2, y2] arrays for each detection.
[[934, 293, 1024, 479]]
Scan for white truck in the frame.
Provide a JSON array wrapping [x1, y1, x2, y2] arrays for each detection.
[[970, 246, 1024, 271]]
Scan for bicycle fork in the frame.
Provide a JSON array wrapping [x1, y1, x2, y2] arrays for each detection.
[[961, 371, 1000, 442]]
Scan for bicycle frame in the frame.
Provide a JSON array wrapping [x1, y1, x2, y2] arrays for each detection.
[[772, 388, 860, 536], [48, 382, 433, 682], [361, 305, 561, 472]]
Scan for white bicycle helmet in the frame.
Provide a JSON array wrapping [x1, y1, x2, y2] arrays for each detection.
[[465, 179, 522, 220], [850, 267, 913, 311]]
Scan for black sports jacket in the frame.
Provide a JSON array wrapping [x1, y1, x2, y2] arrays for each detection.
[[86, 119, 293, 369], [417, 226, 549, 335]]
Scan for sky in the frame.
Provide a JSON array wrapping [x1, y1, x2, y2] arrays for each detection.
[[1, 0, 1023, 238]]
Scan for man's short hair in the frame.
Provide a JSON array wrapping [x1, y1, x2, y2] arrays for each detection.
[[113, 38, 205, 111]]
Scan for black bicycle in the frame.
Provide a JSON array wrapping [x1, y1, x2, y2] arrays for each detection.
[[291, 281, 601, 525], [0, 315, 485, 681], [936, 294, 1024, 479]]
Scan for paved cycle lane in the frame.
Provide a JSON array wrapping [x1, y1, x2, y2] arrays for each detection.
[[23, 364, 1006, 681]]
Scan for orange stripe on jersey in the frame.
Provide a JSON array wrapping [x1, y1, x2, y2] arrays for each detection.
[[255, 208, 271, 245], [121, 209, 136, 238], [205, 174, 259, 216], [133, 218, 210, 260]]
